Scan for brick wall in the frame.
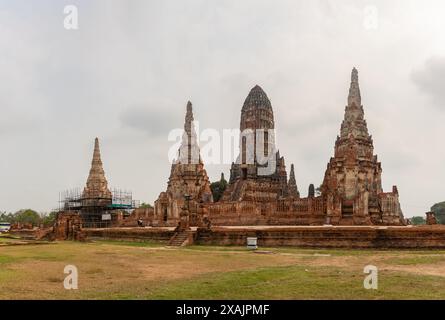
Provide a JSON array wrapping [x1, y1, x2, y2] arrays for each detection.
[[195, 225, 445, 249], [84, 227, 174, 243], [82, 225, 445, 249]]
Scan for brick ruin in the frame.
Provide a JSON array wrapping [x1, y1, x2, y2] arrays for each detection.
[[43, 68, 445, 248], [321, 68, 404, 226], [152, 68, 405, 227], [52, 68, 407, 241], [52, 212, 84, 241], [153, 102, 213, 227], [222, 85, 290, 203], [426, 211, 438, 225], [53, 138, 138, 238]]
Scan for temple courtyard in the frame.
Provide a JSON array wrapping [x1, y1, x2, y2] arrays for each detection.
[[1, 238, 445, 299]]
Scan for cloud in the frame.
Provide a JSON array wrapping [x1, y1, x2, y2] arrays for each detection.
[[120, 103, 180, 137], [412, 57, 445, 108], [1, 0, 445, 219]]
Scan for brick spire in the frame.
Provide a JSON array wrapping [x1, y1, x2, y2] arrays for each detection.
[[177, 101, 201, 164], [339, 68, 370, 142], [82, 137, 112, 200], [288, 164, 300, 198], [320, 68, 404, 225], [348, 67, 361, 107]]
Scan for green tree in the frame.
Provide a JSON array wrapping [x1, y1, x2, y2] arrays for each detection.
[[40, 211, 58, 227], [431, 201, 445, 224], [210, 173, 228, 202], [411, 216, 426, 225], [13, 209, 41, 226], [139, 202, 153, 209], [0, 212, 14, 223]]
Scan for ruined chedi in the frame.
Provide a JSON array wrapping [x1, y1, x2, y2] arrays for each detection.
[[222, 85, 289, 202], [321, 68, 404, 225], [154, 102, 213, 226], [288, 164, 300, 198], [82, 137, 112, 207]]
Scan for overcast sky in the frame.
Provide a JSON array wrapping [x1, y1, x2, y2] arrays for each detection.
[[0, 0, 444, 217]]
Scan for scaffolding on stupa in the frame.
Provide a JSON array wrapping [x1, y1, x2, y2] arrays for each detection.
[[59, 187, 140, 228]]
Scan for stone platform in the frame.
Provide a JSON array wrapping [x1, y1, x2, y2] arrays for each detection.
[[83, 225, 445, 249]]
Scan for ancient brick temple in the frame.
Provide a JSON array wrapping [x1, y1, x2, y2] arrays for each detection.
[[222, 85, 290, 202], [320, 68, 404, 225], [154, 102, 213, 226], [206, 69, 404, 226], [149, 68, 405, 227]]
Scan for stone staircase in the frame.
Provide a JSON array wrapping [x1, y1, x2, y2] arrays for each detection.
[[168, 230, 193, 247]]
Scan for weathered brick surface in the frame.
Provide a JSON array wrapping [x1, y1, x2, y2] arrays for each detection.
[[208, 199, 325, 226], [81, 226, 445, 249], [153, 102, 213, 227], [149, 73, 405, 228], [52, 212, 84, 241], [196, 226, 445, 248], [222, 85, 289, 203], [118, 208, 154, 227], [320, 68, 404, 226], [82, 138, 112, 207], [84, 227, 174, 243]]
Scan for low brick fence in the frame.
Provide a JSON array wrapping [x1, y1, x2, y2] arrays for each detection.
[[82, 225, 445, 249], [196, 225, 445, 249], [84, 227, 174, 243]]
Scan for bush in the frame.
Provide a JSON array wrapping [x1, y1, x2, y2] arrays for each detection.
[[139, 203, 153, 209], [411, 216, 426, 225]]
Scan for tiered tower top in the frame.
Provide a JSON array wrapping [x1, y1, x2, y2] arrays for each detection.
[[240, 85, 275, 132], [288, 164, 300, 198], [339, 68, 371, 141], [335, 68, 374, 160], [82, 138, 112, 200], [348, 67, 361, 107], [177, 101, 201, 165]]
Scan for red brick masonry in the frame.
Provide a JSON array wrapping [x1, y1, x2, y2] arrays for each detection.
[[83, 225, 445, 249]]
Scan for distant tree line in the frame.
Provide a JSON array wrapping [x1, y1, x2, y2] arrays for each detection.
[[0, 209, 57, 227], [410, 216, 426, 225], [409, 201, 445, 225]]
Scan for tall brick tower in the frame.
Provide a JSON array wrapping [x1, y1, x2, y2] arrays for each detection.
[[223, 85, 289, 202], [154, 102, 213, 226], [321, 68, 404, 225]]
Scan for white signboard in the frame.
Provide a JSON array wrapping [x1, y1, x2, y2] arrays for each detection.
[[102, 214, 111, 221], [247, 237, 258, 250]]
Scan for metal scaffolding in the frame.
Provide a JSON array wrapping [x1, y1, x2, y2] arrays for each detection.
[[59, 187, 140, 228]]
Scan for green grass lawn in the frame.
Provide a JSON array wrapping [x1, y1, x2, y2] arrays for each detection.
[[0, 240, 444, 300], [146, 265, 445, 300]]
